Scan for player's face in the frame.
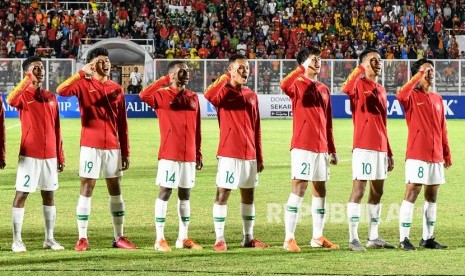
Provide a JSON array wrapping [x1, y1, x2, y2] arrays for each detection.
[[366, 52, 382, 76], [307, 54, 321, 74], [421, 63, 434, 85], [94, 55, 111, 77], [174, 63, 189, 86], [28, 61, 45, 83], [230, 59, 249, 85]]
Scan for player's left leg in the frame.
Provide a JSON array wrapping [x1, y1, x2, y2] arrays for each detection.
[[420, 184, 447, 249], [106, 177, 137, 249], [366, 180, 395, 249], [310, 181, 339, 249], [176, 188, 202, 250], [399, 183, 422, 251], [41, 191, 64, 250], [239, 188, 268, 248]]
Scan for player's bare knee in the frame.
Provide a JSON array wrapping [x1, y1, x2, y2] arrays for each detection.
[[240, 188, 255, 204], [292, 180, 308, 196], [41, 191, 55, 206], [178, 188, 191, 200], [158, 187, 172, 201], [312, 181, 326, 197], [13, 191, 29, 208], [215, 188, 231, 205]]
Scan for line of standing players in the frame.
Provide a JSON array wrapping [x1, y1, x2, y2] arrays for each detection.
[[2, 47, 451, 253]]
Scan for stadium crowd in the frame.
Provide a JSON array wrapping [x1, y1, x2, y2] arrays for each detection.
[[1, 0, 465, 60]]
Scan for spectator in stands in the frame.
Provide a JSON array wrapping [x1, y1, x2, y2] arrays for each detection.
[[128, 66, 142, 94]]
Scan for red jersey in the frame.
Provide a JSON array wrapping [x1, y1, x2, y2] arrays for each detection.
[[342, 65, 392, 156], [57, 70, 129, 157], [396, 72, 451, 163], [204, 73, 263, 162], [6, 74, 64, 163], [139, 75, 202, 163], [0, 96, 5, 163], [280, 65, 336, 154]]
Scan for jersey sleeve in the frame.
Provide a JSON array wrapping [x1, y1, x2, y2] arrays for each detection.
[[56, 70, 86, 97], [326, 89, 336, 154], [195, 95, 202, 163], [396, 71, 424, 106], [0, 97, 5, 163], [280, 65, 304, 98], [117, 92, 130, 157], [254, 94, 263, 163], [54, 97, 65, 164], [341, 65, 364, 97], [139, 75, 170, 109], [204, 72, 231, 106], [441, 102, 451, 163], [6, 73, 34, 108]]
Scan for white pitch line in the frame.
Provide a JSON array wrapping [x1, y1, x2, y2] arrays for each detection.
[[6, 123, 20, 130]]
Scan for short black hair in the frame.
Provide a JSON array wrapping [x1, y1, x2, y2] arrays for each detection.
[[22, 56, 42, 71], [86, 47, 109, 63], [358, 48, 379, 63], [168, 60, 186, 73], [297, 47, 321, 64], [228, 54, 247, 65], [411, 58, 434, 76]]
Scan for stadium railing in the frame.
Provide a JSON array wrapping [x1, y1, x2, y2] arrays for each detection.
[[1, 59, 463, 95]]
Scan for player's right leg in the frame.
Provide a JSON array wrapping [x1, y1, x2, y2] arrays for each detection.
[[176, 187, 202, 250], [284, 179, 307, 252], [348, 179, 367, 252], [12, 156, 40, 253], [154, 186, 173, 252], [75, 146, 102, 251], [12, 191, 29, 253], [213, 187, 231, 252], [399, 183, 422, 251]]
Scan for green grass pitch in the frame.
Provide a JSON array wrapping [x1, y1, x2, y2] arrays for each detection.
[[0, 118, 464, 275]]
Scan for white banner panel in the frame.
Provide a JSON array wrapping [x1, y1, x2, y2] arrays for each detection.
[[198, 94, 292, 119]]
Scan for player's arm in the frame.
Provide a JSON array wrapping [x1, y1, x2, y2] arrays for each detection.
[[195, 96, 203, 170], [204, 72, 231, 106], [57, 62, 93, 96], [0, 98, 5, 169], [325, 91, 338, 165], [117, 91, 130, 170], [279, 65, 305, 97], [441, 103, 452, 168], [341, 65, 364, 97], [254, 95, 264, 173], [6, 72, 35, 108], [396, 70, 424, 104], [54, 97, 65, 172], [139, 75, 170, 109]]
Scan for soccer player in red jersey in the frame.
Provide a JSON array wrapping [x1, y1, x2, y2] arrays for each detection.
[[57, 47, 137, 251], [397, 59, 451, 251], [140, 61, 203, 252], [342, 49, 395, 251], [280, 47, 339, 252], [205, 54, 268, 251], [7, 56, 65, 252]]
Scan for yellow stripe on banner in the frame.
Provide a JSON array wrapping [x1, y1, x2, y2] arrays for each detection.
[[56, 73, 82, 93], [6, 76, 31, 104]]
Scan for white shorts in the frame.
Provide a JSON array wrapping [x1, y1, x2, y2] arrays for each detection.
[[156, 159, 196, 189], [352, 148, 388, 181], [405, 159, 445, 185], [291, 149, 329, 181], [79, 146, 123, 179], [216, 157, 258, 190], [15, 156, 59, 193]]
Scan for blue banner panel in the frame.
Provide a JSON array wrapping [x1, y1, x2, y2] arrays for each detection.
[[2, 94, 156, 119], [331, 95, 465, 119], [2, 94, 464, 119]]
